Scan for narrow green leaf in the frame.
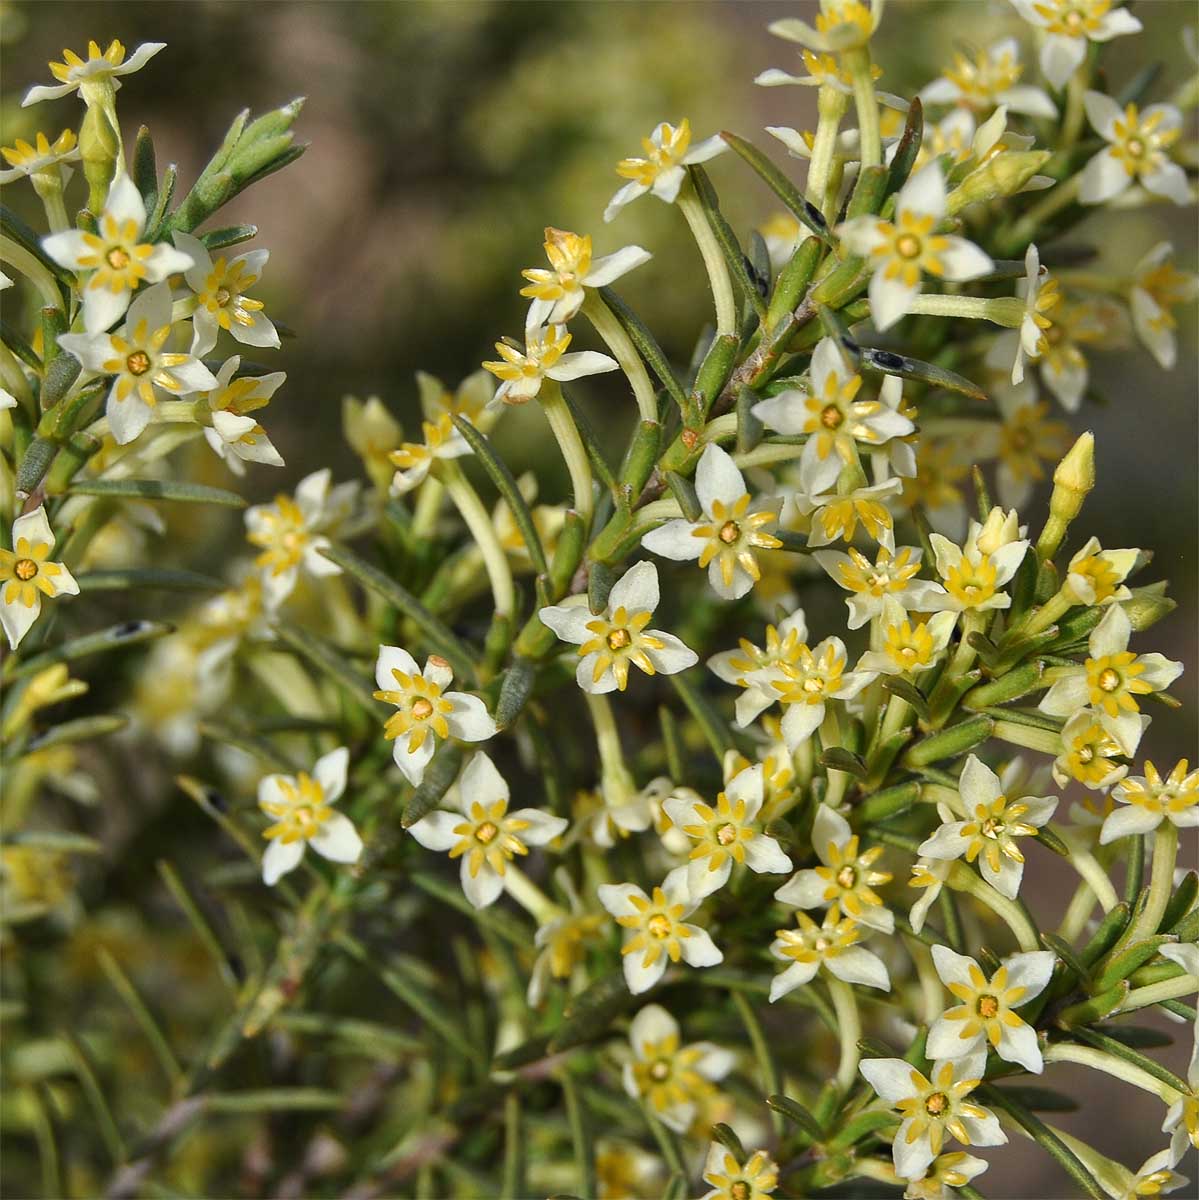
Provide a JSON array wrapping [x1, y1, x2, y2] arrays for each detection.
[[318, 543, 476, 681], [7, 619, 172, 679], [559, 388, 619, 498], [96, 948, 183, 1092], [819, 746, 868, 778], [402, 742, 464, 828], [207, 1088, 341, 1114], [452, 414, 549, 576], [1070, 1026, 1189, 1094], [62, 1033, 125, 1165], [1080, 902, 1130, 965], [561, 1071, 596, 1200], [1092, 935, 1177, 994], [25, 714, 127, 752], [885, 97, 924, 196], [75, 568, 225, 592], [1041, 932, 1089, 982], [997, 1086, 1079, 1113], [0, 830, 102, 855], [689, 165, 767, 320], [710, 1122, 746, 1161], [68, 478, 246, 506], [200, 224, 259, 250], [157, 860, 239, 991], [408, 869, 532, 948], [669, 671, 736, 762], [733, 991, 783, 1137], [549, 970, 637, 1054], [273, 620, 378, 710], [719, 132, 830, 240], [859, 347, 986, 402], [495, 658, 537, 728], [597, 287, 688, 410], [2, 203, 73, 288], [766, 1093, 824, 1141]]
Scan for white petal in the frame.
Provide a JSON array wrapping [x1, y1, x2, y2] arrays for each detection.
[[41, 229, 92, 271], [598, 882, 646, 918], [262, 838, 305, 886], [56, 331, 113, 373], [996, 1018, 1043, 1072], [1099, 804, 1161, 844], [394, 734, 435, 786], [892, 1121, 935, 1182], [585, 245, 652, 287], [11, 506, 54, 550], [939, 236, 993, 282], [958, 753, 1002, 809], [769, 959, 818, 1002], [869, 269, 919, 331], [641, 518, 706, 562], [837, 216, 888, 257], [0, 593, 41, 649], [959, 1110, 1007, 1148], [692, 1042, 736, 1080], [774, 870, 828, 909], [751, 388, 809, 435], [313, 746, 349, 801], [781, 701, 824, 750], [444, 693, 497, 742], [1004, 950, 1056, 999], [144, 242, 197, 283], [1093, 8, 1142, 39], [695, 443, 746, 515], [81, 283, 133, 334], [1040, 34, 1086, 91], [310, 812, 363, 864], [897, 160, 947, 221], [375, 644, 420, 690], [799, 436, 844, 494], [604, 181, 648, 222], [1143, 161, 1191, 206], [918, 822, 973, 860], [679, 925, 723, 968], [576, 652, 618, 694], [1001, 84, 1058, 119], [628, 1003, 677, 1056], [108, 391, 154, 445], [116, 41, 167, 74], [643, 632, 698, 676], [168, 357, 219, 394], [1082, 90, 1124, 140], [812, 803, 852, 863], [827, 946, 890, 990], [650, 164, 686, 203], [538, 602, 593, 645], [407, 810, 462, 852], [860, 1056, 919, 1102], [460, 858, 504, 909], [981, 851, 1024, 899], [607, 560, 659, 616], [931, 944, 977, 989], [511, 808, 568, 846], [926, 1015, 982, 1061], [458, 750, 508, 808], [1079, 148, 1129, 205], [546, 350, 619, 382], [743, 833, 792, 875], [623, 949, 668, 994], [683, 134, 728, 165]]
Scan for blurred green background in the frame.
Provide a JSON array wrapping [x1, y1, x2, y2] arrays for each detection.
[[2, 2, 1195, 1197]]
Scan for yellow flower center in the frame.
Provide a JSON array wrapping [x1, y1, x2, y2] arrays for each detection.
[[106, 246, 129, 269], [925, 1091, 949, 1116], [411, 697, 434, 719], [896, 233, 922, 259], [1097, 667, 1121, 692], [731, 1184, 751, 1200], [717, 822, 738, 846], [14, 558, 38, 582], [820, 403, 844, 429], [126, 350, 151, 376], [607, 627, 632, 651], [475, 820, 499, 845], [977, 994, 999, 1019], [1079, 745, 1094, 763], [836, 864, 857, 889], [650, 1059, 671, 1081], [647, 913, 673, 939], [718, 519, 741, 544], [215, 286, 231, 307]]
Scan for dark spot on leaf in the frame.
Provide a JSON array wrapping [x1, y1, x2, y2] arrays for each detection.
[[206, 789, 227, 813], [114, 620, 149, 638], [870, 350, 906, 371]]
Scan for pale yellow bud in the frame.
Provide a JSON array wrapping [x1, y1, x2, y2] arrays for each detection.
[[975, 506, 1022, 556], [946, 150, 1052, 215]]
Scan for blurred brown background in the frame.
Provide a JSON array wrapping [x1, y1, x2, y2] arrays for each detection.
[[3, 2, 1196, 1196]]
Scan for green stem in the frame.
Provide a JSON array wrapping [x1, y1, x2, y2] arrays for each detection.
[[843, 48, 881, 167], [1119, 974, 1199, 1013], [540, 380, 594, 523], [1042, 1043, 1181, 1104], [411, 476, 445, 539], [1128, 822, 1179, 943], [581, 292, 656, 422], [808, 86, 849, 219], [0, 237, 64, 311], [826, 974, 862, 1094], [438, 461, 516, 617], [949, 862, 1040, 951], [502, 864, 561, 926], [584, 691, 637, 810], [676, 178, 737, 336]]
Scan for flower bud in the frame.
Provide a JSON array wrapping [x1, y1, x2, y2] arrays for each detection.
[[1122, 583, 1177, 633], [975, 506, 1022, 556], [79, 102, 119, 213], [1037, 432, 1095, 560], [2, 665, 88, 737], [946, 150, 1052, 215]]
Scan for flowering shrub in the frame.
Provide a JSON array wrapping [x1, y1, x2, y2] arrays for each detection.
[[1, 5, 1197, 1199]]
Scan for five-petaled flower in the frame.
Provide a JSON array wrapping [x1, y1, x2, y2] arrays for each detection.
[[1008, 0, 1141, 90], [388, 413, 471, 495], [860, 1051, 1006, 1182], [0, 507, 79, 650], [1100, 760, 1199, 845], [1039, 603, 1180, 755], [482, 324, 617, 405], [838, 161, 993, 331], [373, 646, 497, 786], [406, 751, 566, 908], [0, 129, 80, 183], [539, 561, 697, 694], [520, 227, 650, 327], [599, 875, 723, 994], [604, 119, 727, 222], [927, 945, 1056, 1073], [244, 468, 354, 608], [919, 37, 1056, 117], [927, 510, 1028, 614], [200, 356, 286, 474], [769, 909, 891, 1001], [1079, 92, 1188, 207], [857, 598, 957, 677], [641, 444, 783, 600], [700, 1141, 780, 1200], [813, 545, 940, 629], [918, 754, 1057, 899], [173, 231, 280, 357], [22, 39, 166, 107], [776, 802, 894, 932], [621, 1005, 734, 1134], [44, 174, 195, 334], [662, 763, 791, 900], [258, 747, 362, 885], [770, 634, 875, 751], [752, 338, 915, 493], [708, 607, 811, 727], [58, 280, 217, 444], [1129, 243, 1198, 371]]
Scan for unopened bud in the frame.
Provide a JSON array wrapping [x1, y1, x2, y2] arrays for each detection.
[[1037, 432, 1095, 560], [947, 150, 1052, 215], [80, 103, 120, 213], [975, 506, 1022, 556], [1122, 583, 1177, 633]]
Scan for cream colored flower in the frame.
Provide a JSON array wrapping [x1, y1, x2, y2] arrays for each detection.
[[622, 1005, 734, 1133], [860, 1051, 1005, 1181], [482, 324, 617, 405], [927, 945, 1055, 1072], [814, 545, 940, 629], [776, 802, 894, 932], [387, 413, 472, 495], [1101, 760, 1199, 844], [44, 174, 193, 333], [258, 747, 362, 885], [1053, 711, 1129, 792], [920, 38, 1055, 117], [22, 39, 166, 107], [0, 506, 79, 649], [406, 752, 566, 908], [700, 1142, 779, 1200], [641, 444, 782, 600], [604, 119, 727, 222], [173, 232, 279, 356], [539, 561, 697, 694], [857, 598, 957, 677], [796, 477, 902, 552], [770, 909, 891, 1001], [768, 0, 884, 54], [1009, 0, 1141, 90], [520, 227, 650, 326], [926, 510, 1028, 614], [708, 606, 810, 727], [0, 129, 80, 183], [1079, 93, 1187, 207], [200, 356, 286, 474], [1129, 243, 1199, 370], [373, 646, 497, 786], [770, 635, 876, 750]]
